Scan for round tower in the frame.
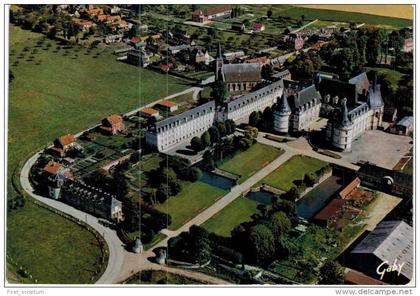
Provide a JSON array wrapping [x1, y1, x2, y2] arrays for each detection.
[[273, 92, 291, 134], [132, 238, 143, 254]]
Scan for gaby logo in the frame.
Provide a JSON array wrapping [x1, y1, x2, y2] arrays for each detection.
[[376, 259, 405, 280]]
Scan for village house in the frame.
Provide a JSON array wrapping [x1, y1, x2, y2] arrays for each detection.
[[99, 114, 125, 135], [50, 134, 79, 157], [191, 5, 232, 23], [155, 100, 178, 113], [139, 107, 160, 119], [284, 33, 305, 50], [72, 18, 94, 31], [231, 22, 245, 32], [190, 48, 211, 65], [223, 50, 245, 62], [390, 116, 413, 136], [252, 22, 265, 32], [126, 48, 150, 67]]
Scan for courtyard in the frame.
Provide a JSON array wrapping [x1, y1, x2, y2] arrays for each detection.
[[338, 130, 413, 169]]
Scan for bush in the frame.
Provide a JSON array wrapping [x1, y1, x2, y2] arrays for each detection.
[[212, 244, 243, 264]]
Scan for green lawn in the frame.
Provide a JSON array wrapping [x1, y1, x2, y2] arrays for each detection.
[[202, 197, 261, 237], [259, 155, 327, 191], [218, 143, 284, 183], [7, 202, 107, 284], [7, 25, 190, 283], [155, 181, 226, 230], [366, 67, 404, 92]]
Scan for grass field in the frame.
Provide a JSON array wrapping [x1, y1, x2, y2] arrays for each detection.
[[365, 67, 404, 92], [202, 197, 261, 237], [241, 4, 412, 28], [155, 181, 226, 230], [259, 155, 327, 191], [218, 143, 284, 183], [296, 5, 413, 20], [7, 26, 190, 283], [7, 202, 106, 284]]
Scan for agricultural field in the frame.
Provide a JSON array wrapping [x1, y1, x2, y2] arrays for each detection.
[[241, 4, 412, 28], [155, 181, 226, 230], [7, 25, 190, 283], [7, 202, 107, 284], [259, 155, 327, 191], [218, 143, 284, 183], [202, 197, 262, 237]]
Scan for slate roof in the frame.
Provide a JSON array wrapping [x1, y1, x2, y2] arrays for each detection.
[[153, 101, 215, 130], [358, 162, 412, 189], [397, 116, 414, 128], [275, 92, 291, 113], [351, 220, 413, 280], [349, 72, 370, 96], [367, 84, 384, 108], [222, 63, 261, 83], [318, 77, 358, 106], [288, 84, 322, 110]]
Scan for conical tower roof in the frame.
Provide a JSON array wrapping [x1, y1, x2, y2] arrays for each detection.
[[340, 98, 351, 127], [276, 92, 291, 113]]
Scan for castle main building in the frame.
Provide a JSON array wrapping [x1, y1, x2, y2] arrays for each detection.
[[318, 72, 384, 151]]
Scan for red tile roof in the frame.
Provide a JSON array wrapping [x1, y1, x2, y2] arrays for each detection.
[[314, 199, 346, 221], [44, 161, 63, 175], [107, 114, 123, 126], [157, 100, 177, 107], [58, 134, 76, 146], [339, 177, 361, 199], [139, 107, 159, 115]]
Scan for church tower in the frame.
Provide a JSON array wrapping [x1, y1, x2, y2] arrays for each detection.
[[215, 43, 224, 81]]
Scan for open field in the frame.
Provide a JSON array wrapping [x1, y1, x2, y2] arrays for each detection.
[[240, 4, 412, 28], [7, 26, 190, 283], [218, 143, 284, 183], [259, 155, 327, 191], [296, 5, 413, 20], [202, 197, 261, 237], [155, 181, 226, 230], [7, 202, 106, 284]]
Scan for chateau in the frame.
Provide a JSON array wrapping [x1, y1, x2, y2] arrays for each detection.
[[318, 72, 384, 151], [273, 80, 322, 133], [145, 101, 216, 152]]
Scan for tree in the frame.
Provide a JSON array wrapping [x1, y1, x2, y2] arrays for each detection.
[[269, 211, 291, 238], [261, 64, 273, 79], [208, 126, 220, 143], [47, 26, 57, 39], [212, 79, 227, 104], [248, 224, 276, 266], [304, 172, 317, 187], [318, 260, 344, 284], [158, 167, 177, 184], [189, 225, 212, 265], [216, 122, 227, 137], [190, 136, 203, 152], [189, 167, 203, 182], [201, 131, 211, 147], [261, 107, 274, 131], [285, 186, 300, 201], [9, 70, 14, 83], [244, 126, 258, 140], [366, 31, 380, 65], [249, 111, 261, 127], [202, 150, 215, 171], [224, 119, 236, 135], [267, 9, 273, 19]]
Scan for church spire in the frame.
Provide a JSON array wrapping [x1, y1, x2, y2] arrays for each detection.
[[217, 42, 223, 59]]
